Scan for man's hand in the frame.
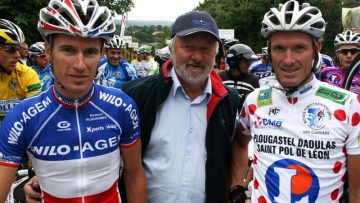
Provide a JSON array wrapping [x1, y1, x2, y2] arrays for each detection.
[[24, 176, 42, 203], [228, 185, 247, 203]]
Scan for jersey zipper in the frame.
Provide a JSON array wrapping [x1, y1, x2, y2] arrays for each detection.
[[74, 100, 85, 203]]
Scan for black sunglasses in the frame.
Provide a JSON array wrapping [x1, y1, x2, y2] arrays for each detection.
[[0, 44, 21, 53], [337, 48, 360, 56]]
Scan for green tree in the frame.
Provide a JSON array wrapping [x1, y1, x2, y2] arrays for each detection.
[[197, 0, 342, 55]]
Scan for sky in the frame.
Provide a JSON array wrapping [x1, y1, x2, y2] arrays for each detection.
[[127, 0, 205, 22]]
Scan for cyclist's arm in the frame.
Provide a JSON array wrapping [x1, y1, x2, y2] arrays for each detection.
[[0, 165, 17, 202], [121, 139, 147, 203], [230, 131, 252, 187], [347, 154, 360, 202]]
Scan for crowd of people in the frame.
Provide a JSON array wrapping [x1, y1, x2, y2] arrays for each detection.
[[0, 0, 360, 203]]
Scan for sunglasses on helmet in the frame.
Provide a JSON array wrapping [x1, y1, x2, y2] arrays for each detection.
[[0, 43, 21, 53], [337, 48, 360, 56]]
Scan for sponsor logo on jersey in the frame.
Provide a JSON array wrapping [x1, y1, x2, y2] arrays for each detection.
[[57, 121, 71, 132], [299, 84, 312, 95], [268, 107, 280, 116], [99, 91, 139, 129], [254, 117, 283, 129], [30, 137, 118, 157], [328, 73, 342, 85], [85, 113, 107, 122], [7, 97, 52, 145], [315, 86, 350, 105], [257, 88, 272, 107], [302, 103, 332, 130], [265, 159, 319, 202]]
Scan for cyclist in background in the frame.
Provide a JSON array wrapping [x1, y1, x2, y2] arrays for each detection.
[[222, 38, 240, 70], [132, 45, 159, 77], [319, 30, 360, 94], [154, 45, 170, 71], [96, 35, 137, 89], [0, 0, 146, 202], [248, 47, 274, 86], [0, 19, 41, 125], [229, 1, 360, 202], [28, 41, 53, 91], [218, 43, 259, 110]]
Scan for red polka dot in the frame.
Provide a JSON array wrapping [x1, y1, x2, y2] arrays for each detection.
[[293, 97, 298, 104], [254, 178, 259, 189], [342, 146, 346, 155], [334, 109, 346, 121], [258, 195, 267, 203], [249, 104, 257, 115], [287, 97, 292, 104], [357, 95, 360, 103], [253, 154, 257, 164], [333, 162, 342, 174], [352, 112, 360, 126], [331, 188, 339, 200], [241, 107, 246, 118]]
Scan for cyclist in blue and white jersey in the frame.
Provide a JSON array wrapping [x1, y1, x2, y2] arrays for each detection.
[[28, 41, 53, 91], [0, 0, 147, 202], [96, 35, 137, 89], [249, 47, 274, 86], [229, 1, 360, 203]]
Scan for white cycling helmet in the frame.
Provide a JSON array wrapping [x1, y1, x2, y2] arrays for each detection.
[[261, 0, 325, 39], [334, 30, 360, 48], [0, 19, 24, 44], [38, 0, 115, 41], [28, 41, 45, 58], [104, 35, 124, 49]]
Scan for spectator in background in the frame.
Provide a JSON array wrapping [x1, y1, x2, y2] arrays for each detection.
[[18, 42, 31, 66]]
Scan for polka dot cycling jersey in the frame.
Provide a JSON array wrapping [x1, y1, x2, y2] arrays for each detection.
[[238, 76, 360, 202], [0, 84, 141, 203]]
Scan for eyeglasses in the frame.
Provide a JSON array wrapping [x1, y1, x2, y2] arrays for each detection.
[[36, 54, 47, 59], [337, 48, 360, 55], [0, 44, 21, 53]]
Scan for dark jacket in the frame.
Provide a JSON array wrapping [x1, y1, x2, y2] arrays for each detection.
[[122, 59, 239, 203]]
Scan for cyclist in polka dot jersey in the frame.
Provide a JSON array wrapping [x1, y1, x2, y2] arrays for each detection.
[[228, 1, 360, 203]]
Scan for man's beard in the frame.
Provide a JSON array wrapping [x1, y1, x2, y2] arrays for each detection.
[[173, 58, 213, 85]]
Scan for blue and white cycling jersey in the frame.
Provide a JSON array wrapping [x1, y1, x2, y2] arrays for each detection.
[[0, 84, 140, 202], [249, 60, 273, 79], [32, 64, 54, 91], [96, 57, 137, 89]]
